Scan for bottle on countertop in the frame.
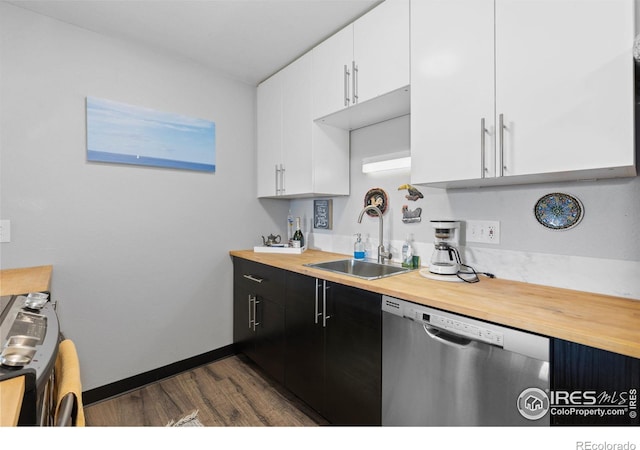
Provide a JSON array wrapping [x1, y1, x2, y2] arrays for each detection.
[[354, 233, 365, 260], [292, 217, 305, 248], [363, 233, 372, 260], [287, 209, 294, 245], [402, 235, 414, 268]]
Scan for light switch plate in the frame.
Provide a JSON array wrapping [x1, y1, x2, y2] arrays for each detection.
[[0, 220, 11, 243], [466, 220, 500, 244]]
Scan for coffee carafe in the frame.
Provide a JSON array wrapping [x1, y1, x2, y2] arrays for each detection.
[[429, 221, 461, 275], [430, 242, 461, 275]]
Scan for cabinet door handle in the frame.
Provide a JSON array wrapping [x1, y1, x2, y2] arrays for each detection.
[[314, 279, 322, 324], [274, 164, 280, 195], [352, 60, 358, 104], [243, 274, 264, 283], [344, 64, 351, 106], [322, 281, 331, 328], [499, 113, 506, 177], [280, 164, 285, 195], [480, 118, 487, 178], [253, 298, 260, 330], [248, 294, 255, 329]]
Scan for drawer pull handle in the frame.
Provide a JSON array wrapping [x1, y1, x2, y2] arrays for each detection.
[[243, 274, 264, 283]]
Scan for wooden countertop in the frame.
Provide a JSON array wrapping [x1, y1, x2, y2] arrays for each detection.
[[0, 265, 52, 296], [0, 265, 53, 426], [230, 249, 640, 359], [0, 375, 25, 426]]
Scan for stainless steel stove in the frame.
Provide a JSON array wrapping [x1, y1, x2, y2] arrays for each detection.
[[0, 294, 60, 425]]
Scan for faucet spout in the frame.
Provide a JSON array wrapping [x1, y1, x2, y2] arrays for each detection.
[[357, 205, 391, 264]]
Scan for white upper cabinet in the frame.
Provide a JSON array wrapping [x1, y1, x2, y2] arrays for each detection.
[[411, 0, 636, 188], [352, 0, 410, 105], [257, 53, 349, 199], [256, 73, 282, 198], [312, 0, 410, 129], [410, 0, 495, 185], [311, 25, 354, 122]]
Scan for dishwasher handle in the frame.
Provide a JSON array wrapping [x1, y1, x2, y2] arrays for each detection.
[[423, 324, 474, 349]]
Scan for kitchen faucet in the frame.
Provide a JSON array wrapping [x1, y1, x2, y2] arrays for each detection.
[[357, 205, 392, 264]]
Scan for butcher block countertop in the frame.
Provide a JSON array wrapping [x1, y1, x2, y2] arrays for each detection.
[[230, 249, 640, 359], [0, 265, 52, 296]]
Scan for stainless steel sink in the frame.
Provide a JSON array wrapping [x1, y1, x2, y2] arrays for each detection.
[[305, 259, 412, 280]]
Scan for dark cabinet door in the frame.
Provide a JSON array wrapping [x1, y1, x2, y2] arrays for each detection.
[[324, 282, 382, 425], [551, 338, 640, 426], [251, 296, 285, 384], [232, 257, 286, 384], [233, 260, 254, 355], [284, 272, 324, 413]]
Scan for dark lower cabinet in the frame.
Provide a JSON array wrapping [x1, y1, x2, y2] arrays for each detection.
[[232, 257, 286, 385], [284, 272, 325, 414], [551, 338, 640, 426], [323, 281, 382, 425], [285, 271, 382, 425]]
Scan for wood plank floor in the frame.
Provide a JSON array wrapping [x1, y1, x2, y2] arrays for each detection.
[[84, 354, 328, 426]]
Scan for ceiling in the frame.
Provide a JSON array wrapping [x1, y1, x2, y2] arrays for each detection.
[[8, 0, 382, 86]]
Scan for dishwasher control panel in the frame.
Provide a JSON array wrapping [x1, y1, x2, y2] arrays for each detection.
[[383, 296, 504, 347], [426, 312, 504, 347]]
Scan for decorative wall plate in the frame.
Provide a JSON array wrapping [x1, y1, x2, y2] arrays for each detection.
[[534, 193, 584, 230], [364, 188, 388, 216]]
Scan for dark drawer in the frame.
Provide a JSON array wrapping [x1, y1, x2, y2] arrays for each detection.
[[233, 258, 286, 306]]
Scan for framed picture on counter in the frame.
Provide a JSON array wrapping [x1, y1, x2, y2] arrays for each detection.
[[314, 199, 333, 230]]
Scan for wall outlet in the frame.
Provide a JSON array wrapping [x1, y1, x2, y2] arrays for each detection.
[[466, 220, 500, 244], [0, 220, 10, 243]]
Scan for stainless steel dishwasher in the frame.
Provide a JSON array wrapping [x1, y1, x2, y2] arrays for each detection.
[[382, 296, 550, 426]]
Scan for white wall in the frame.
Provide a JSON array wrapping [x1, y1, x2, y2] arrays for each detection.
[[0, 3, 288, 390], [290, 115, 640, 299]]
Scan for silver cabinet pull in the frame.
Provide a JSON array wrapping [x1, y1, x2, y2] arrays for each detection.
[[315, 279, 322, 324], [243, 274, 264, 283], [499, 113, 506, 177], [274, 164, 285, 195], [248, 294, 255, 329], [344, 64, 351, 106], [480, 118, 487, 178], [322, 281, 331, 328], [280, 164, 285, 194], [352, 60, 358, 104], [253, 298, 260, 330]]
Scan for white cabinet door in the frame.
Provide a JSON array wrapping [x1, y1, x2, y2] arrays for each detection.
[[353, 0, 410, 105], [411, 0, 635, 188], [312, 26, 353, 120], [411, 0, 495, 185], [258, 54, 350, 199], [256, 74, 282, 197], [495, 0, 634, 178], [312, 0, 410, 124], [281, 53, 313, 196]]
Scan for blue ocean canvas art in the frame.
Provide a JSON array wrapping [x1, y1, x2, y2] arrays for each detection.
[[86, 97, 215, 172]]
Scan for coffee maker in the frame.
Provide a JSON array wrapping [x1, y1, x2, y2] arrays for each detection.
[[429, 221, 461, 275]]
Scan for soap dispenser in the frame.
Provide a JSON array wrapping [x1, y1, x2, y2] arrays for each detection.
[[354, 233, 365, 260], [402, 235, 414, 268]]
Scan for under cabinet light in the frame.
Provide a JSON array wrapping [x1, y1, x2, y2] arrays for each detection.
[[362, 151, 411, 174]]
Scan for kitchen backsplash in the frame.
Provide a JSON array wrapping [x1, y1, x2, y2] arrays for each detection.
[[304, 231, 639, 299], [287, 115, 640, 300]]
